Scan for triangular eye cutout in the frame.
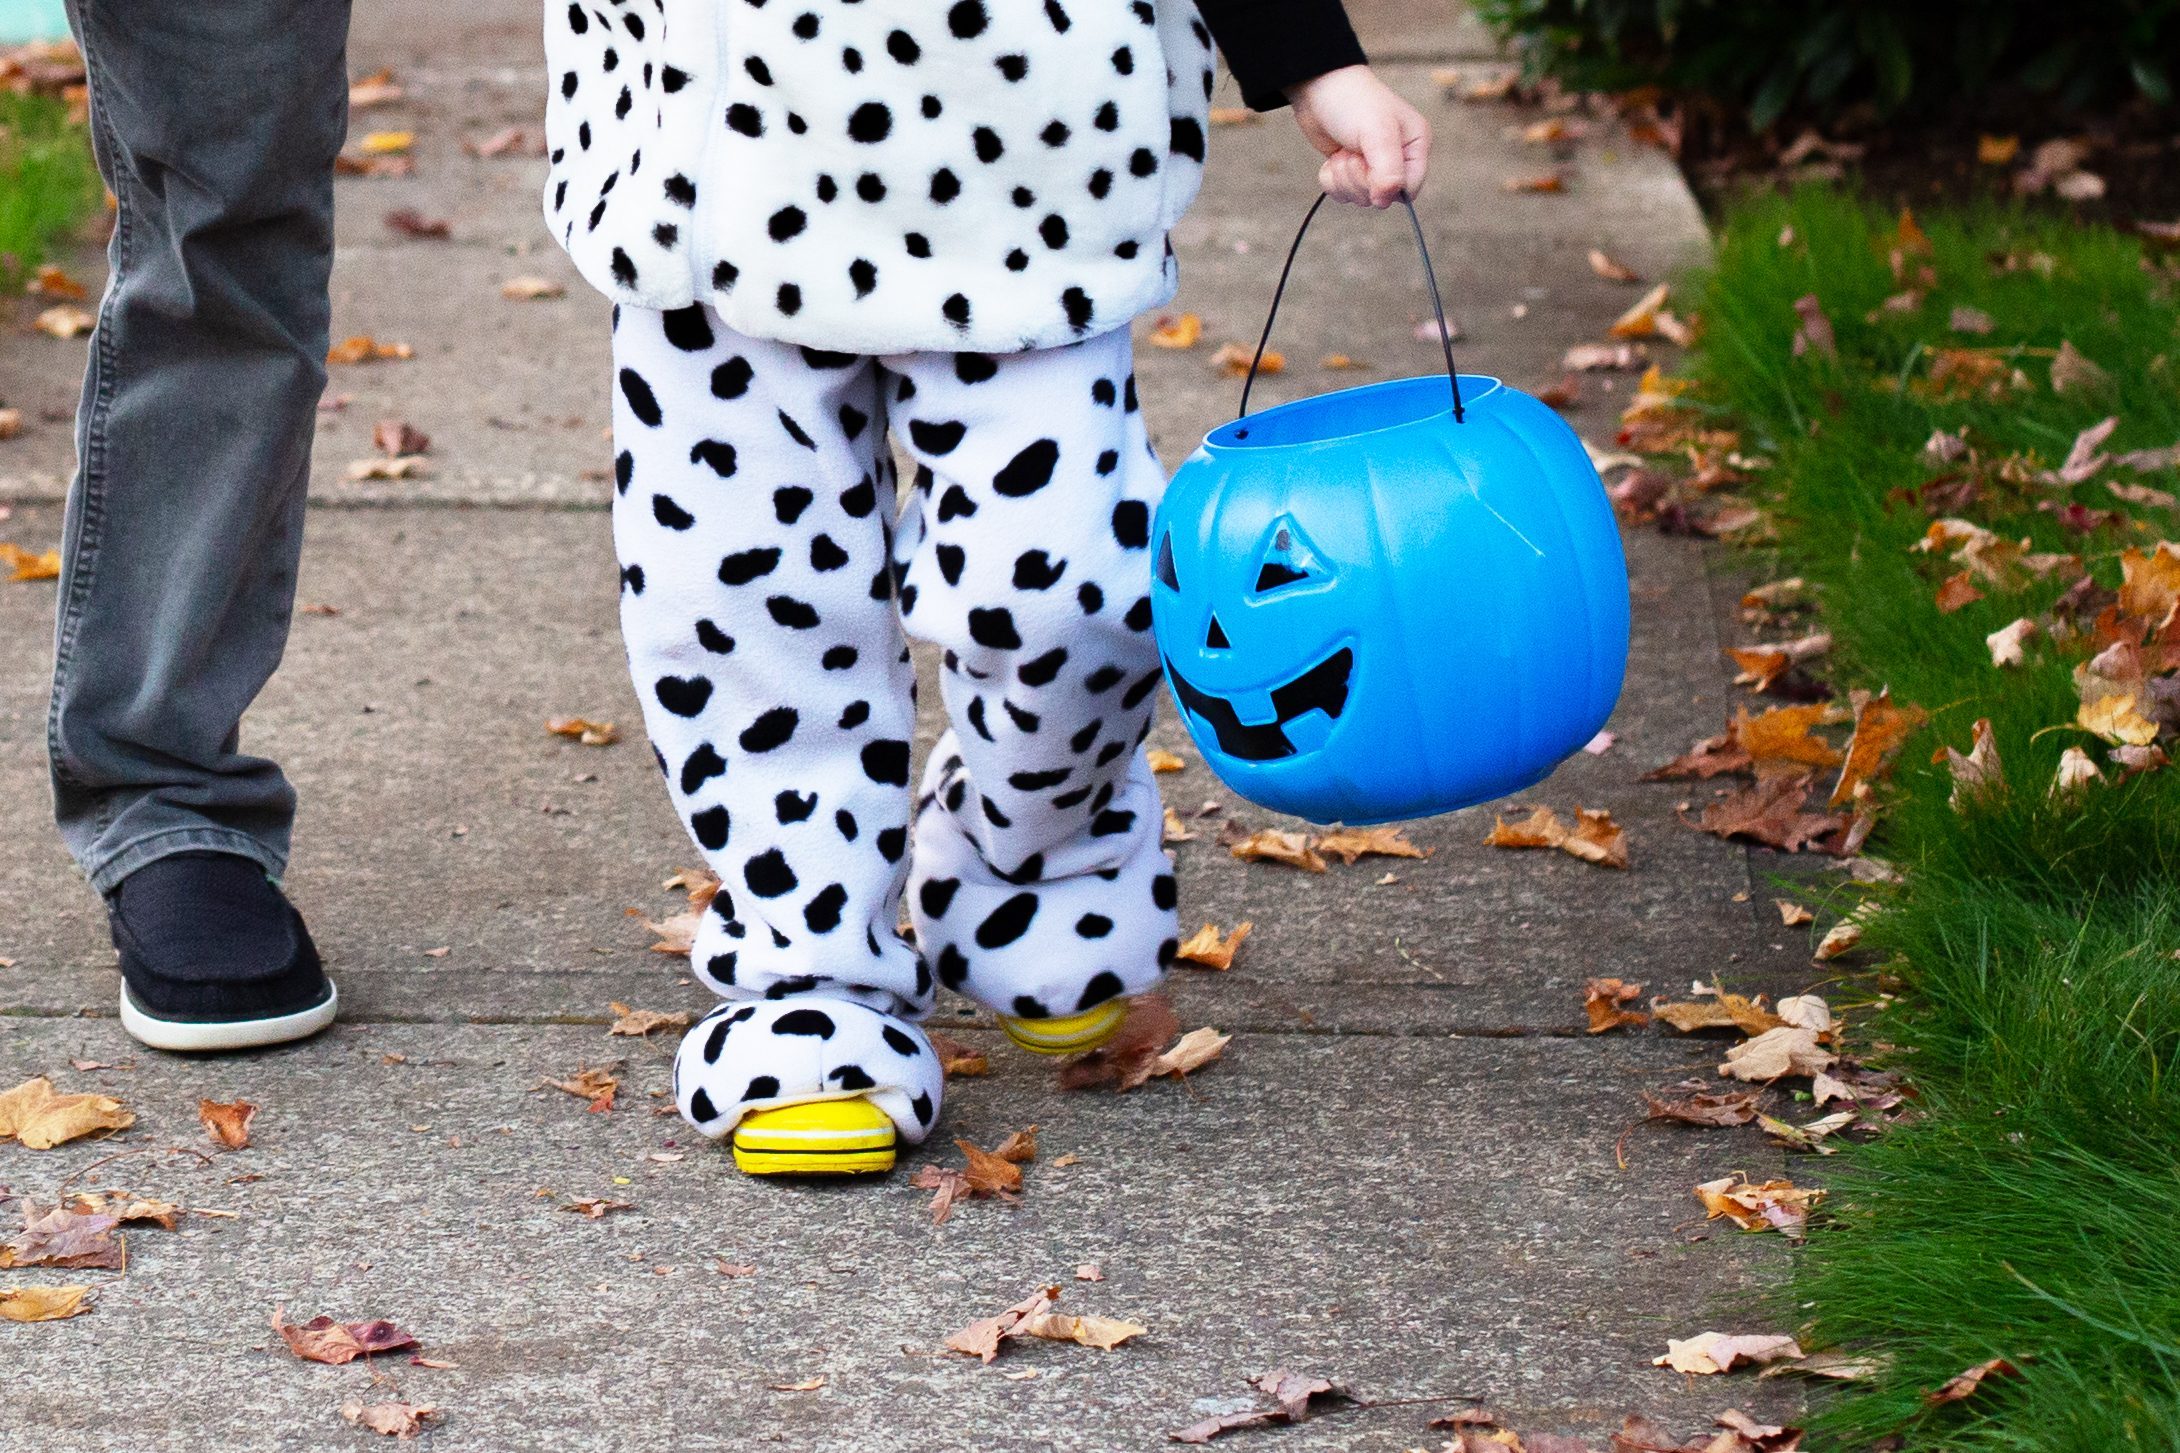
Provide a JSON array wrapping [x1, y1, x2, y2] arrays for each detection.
[[1254, 560, 1309, 592], [1252, 514, 1329, 596], [1205, 614, 1231, 649], [1154, 532, 1179, 590]]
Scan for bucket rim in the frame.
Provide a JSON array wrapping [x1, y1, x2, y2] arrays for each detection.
[[1203, 373, 1506, 453]]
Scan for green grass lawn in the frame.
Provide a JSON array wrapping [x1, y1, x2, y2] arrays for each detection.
[[0, 90, 101, 290], [1686, 191, 2180, 1448]]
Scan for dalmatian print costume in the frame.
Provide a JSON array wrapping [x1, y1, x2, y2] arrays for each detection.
[[548, 0, 1366, 1147], [544, 0, 1216, 353], [617, 307, 1178, 1144]]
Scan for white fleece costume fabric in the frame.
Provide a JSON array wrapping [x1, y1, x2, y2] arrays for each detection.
[[615, 304, 1180, 1142], [544, 0, 1215, 353]]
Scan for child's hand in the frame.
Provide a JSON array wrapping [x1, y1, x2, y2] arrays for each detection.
[[1285, 65, 1431, 209]]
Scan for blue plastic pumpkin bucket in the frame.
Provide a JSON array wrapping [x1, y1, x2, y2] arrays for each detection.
[[1150, 196, 1630, 825]]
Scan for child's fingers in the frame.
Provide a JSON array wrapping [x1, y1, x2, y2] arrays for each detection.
[[1319, 151, 1370, 206], [1359, 116, 1407, 208], [1400, 115, 1431, 199]]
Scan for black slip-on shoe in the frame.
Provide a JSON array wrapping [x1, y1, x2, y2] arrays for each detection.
[[107, 851, 338, 1053]]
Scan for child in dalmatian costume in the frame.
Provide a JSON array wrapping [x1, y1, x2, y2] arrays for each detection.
[[543, 0, 1429, 1174]]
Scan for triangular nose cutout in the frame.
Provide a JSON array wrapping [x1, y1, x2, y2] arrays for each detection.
[[1205, 615, 1231, 650]]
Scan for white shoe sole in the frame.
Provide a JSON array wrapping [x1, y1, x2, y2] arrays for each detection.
[[119, 982, 339, 1053]]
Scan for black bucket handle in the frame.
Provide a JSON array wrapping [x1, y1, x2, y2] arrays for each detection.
[[1235, 192, 1465, 426]]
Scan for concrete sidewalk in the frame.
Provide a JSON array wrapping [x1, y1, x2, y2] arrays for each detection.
[[0, 6, 1814, 1449]]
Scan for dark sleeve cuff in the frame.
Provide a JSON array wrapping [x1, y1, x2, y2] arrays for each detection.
[[1192, 0, 1368, 111]]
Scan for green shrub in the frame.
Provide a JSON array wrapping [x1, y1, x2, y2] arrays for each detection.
[[0, 90, 101, 290], [1475, 0, 2180, 131]]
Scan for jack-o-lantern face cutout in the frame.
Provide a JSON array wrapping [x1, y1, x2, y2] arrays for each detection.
[[1156, 514, 1354, 763]]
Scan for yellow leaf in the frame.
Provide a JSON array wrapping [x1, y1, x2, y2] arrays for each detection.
[[1608, 283, 1671, 339], [2118, 542, 2180, 627], [1022, 1313, 1148, 1350], [1, 543, 62, 582], [546, 716, 619, 746], [1147, 312, 1202, 349], [359, 130, 414, 154], [1733, 703, 1845, 769], [1145, 748, 1186, 773], [1313, 825, 1428, 864], [1175, 921, 1251, 971], [1831, 688, 1927, 806], [1226, 828, 1324, 872], [0, 1077, 134, 1149], [2078, 693, 2160, 746], [0, 1285, 92, 1322], [1161, 806, 1195, 844]]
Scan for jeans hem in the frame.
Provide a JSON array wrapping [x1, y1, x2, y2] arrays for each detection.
[[83, 827, 287, 897]]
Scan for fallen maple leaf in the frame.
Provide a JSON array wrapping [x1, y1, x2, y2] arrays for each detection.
[[1588, 248, 1641, 283], [0, 1077, 133, 1148], [1831, 688, 1926, 806], [501, 275, 567, 300], [372, 418, 430, 457], [928, 1030, 990, 1078], [1224, 827, 1325, 872], [0, 1205, 124, 1271], [1655, 1332, 1805, 1375], [199, 1098, 257, 1149], [1685, 771, 1848, 854], [561, 1196, 634, 1219], [1776, 899, 1814, 927], [1313, 825, 1429, 864], [1148, 312, 1203, 349], [1735, 703, 1846, 769], [1175, 921, 1252, 970], [327, 335, 414, 365], [608, 1002, 692, 1036], [63, 1192, 177, 1229], [33, 304, 94, 338], [1023, 1312, 1146, 1350], [0, 1285, 91, 1322], [945, 1285, 1059, 1362], [1485, 806, 1629, 869], [1146, 748, 1187, 772], [1694, 1174, 1824, 1239], [1, 543, 63, 582], [958, 1137, 1026, 1195], [1584, 977, 1648, 1034], [1170, 1370, 1347, 1443], [382, 208, 448, 240], [1642, 1080, 1763, 1127], [1609, 283, 1671, 339], [1927, 1356, 2021, 1405], [341, 1400, 441, 1439], [546, 716, 619, 746], [1652, 995, 1784, 1036], [271, 1307, 419, 1365], [2119, 542, 2180, 625], [1643, 729, 1752, 780], [1813, 920, 1863, 962], [1150, 1027, 1230, 1080], [549, 1065, 620, 1111], [1721, 1026, 1836, 1083]]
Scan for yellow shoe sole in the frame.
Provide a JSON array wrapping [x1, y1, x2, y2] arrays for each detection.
[[998, 999, 1128, 1056], [731, 1097, 897, 1176]]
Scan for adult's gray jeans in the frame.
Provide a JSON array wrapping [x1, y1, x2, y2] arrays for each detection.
[[50, 0, 352, 894]]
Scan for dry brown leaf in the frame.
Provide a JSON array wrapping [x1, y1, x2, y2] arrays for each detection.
[[1161, 806, 1196, 844], [199, 1098, 257, 1150], [1790, 295, 1837, 359], [1609, 283, 1671, 339], [1831, 688, 1926, 806], [1175, 921, 1251, 970], [1643, 730, 1751, 781], [1813, 920, 1863, 961], [1503, 171, 1566, 193], [1075, 1263, 1104, 1281], [327, 335, 414, 365], [1318, 352, 1362, 370], [1776, 899, 1814, 927], [2119, 542, 2180, 626], [562, 1196, 634, 1219], [1978, 134, 2020, 165], [33, 304, 94, 339], [1686, 771, 1847, 854], [2078, 693, 2160, 747], [0, 1285, 91, 1322], [1146, 748, 1186, 772], [1643, 1080, 1762, 1127], [1584, 977, 1648, 1034], [1169, 1371, 1345, 1444], [546, 715, 619, 746], [29, 264, 87, 300], [382, 208, 448, 240], [344, 457, 431, 482], [549, 1065, 620, 1111], [2052, 745, 2106, 801], [992, 1126, 1038, 1164], [1313, 825, 1428, 864], [1694, 1174, 1825, 1238], [0, 406, 22, 441], [1734, 703, 1846, 769], [372, 418, 430, 457], [945, 1285, 1059, 1362], [1987, 617, 2037, 668], [1207, 106, 1258, 126], [1225, 828, 1325, 873], [468, 125, 541, 157], [928, 1031, 990, 1078], [0, 1205, 124, 1271], [2, 543, 63, 582], [957, 1137, 1026, 1195], [1927, 1357, 2021, 1405], [1209, 342, 1280, 376], [1652, 995, 1785, 1036], [347, 68, 404, 108], [1720, 1026, 1836, 1083], [341, 1400, 440, 1439], [1944, 717, 2006, 811], [1022, 1313, 1147, 1350], [1759, 1109, 1859, 1154], [2051, 340, 2112, 395], [608, 1002, 692, 1037], [500, 275, 566, 301], [0, 1077, 134, 1149], [1150, 1027, 1230, 1080], [1057, 993, 1183, 1091], [271, 1307, 418, 1364], [1588, 248, 1641, 283], [1484, 806, 1628, 869], [1654, 1332, 1805, 1375], [1147, 312, 1203, 349]]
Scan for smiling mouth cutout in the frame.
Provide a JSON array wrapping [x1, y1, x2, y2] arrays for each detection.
[[1164, 647, 1355, 762]]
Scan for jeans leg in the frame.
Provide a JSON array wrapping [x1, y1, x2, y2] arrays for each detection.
[[49, 0, 354, 893]]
